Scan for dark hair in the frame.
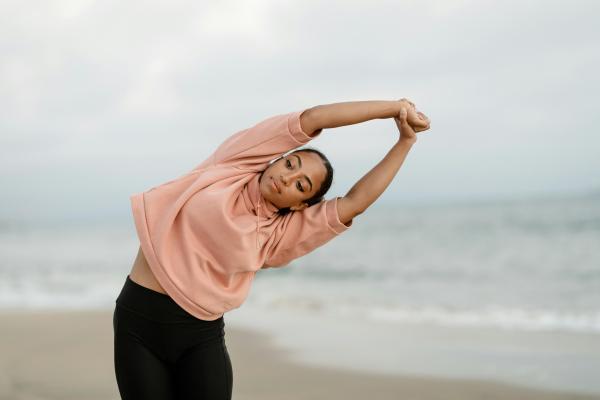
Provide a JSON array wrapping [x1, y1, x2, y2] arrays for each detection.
[[269, 147, 334, 216]]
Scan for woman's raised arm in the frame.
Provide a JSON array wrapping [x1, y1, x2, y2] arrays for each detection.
[[300, 99, 428, 133], [336, 104, 430, 223]]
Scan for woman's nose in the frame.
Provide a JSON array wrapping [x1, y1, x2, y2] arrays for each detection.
[[281, 171, 298, 186]]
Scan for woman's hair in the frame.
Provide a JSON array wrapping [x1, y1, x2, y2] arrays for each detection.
[[274, 147, 334, 216]]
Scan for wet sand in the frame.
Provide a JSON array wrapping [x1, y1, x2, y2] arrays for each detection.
[[0, 310, 598, 400]]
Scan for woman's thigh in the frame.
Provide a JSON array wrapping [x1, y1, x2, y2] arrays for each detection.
[[113, 275, 231, 399], [174, 336, 233, 400], [113, 306, 176, 400]]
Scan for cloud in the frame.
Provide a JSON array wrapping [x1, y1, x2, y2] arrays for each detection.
[[1, 0, 599, 221]]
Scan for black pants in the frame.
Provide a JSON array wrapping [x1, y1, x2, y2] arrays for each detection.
[[113, 275, 233, 400]]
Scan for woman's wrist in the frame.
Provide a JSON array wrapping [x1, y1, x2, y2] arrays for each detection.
[[375, 100, 406, 119], [398, 137, 417, 146]]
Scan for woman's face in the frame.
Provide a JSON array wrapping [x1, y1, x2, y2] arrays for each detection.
[[259, 151, 328, 211]]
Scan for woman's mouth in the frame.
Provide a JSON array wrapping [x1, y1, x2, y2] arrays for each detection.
[[271, 177, 280, 193]]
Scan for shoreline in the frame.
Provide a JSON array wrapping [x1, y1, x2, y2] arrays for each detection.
[[0, 309, 599, 399], [226, 305, 600, 396]]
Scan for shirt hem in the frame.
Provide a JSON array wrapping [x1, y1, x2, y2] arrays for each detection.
[[326, 197, 353, 235], [130, 193, 225, 322], [288, 109, 323, 143]]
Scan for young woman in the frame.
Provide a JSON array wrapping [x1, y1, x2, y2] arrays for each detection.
[[113, 99, 430, 399]]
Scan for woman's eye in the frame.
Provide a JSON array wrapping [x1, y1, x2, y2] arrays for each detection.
[[286, 159, 303, 191]]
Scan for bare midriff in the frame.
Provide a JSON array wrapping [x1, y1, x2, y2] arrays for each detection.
[[129, 246, 168, 295]]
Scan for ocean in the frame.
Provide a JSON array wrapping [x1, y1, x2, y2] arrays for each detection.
[[1, 195, 598, 335], [2, 194, 600, 394]]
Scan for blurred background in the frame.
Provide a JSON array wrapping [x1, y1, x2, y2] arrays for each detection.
[[1, 0, 599, 398]]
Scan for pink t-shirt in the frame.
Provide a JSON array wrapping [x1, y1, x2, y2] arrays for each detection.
[[130, 109, 353, 321]]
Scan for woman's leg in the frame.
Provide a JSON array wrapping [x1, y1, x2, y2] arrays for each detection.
[[174, 335, 233, 400], [113, 306, 176, 400], [113, 274, 232, 399]]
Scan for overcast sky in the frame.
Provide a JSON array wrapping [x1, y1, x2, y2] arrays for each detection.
[[1, 0, 599, 223]]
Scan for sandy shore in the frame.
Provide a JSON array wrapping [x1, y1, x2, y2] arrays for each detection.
[[0, 310, 598, 400]]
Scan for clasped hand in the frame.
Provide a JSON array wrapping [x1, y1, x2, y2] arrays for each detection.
[[394, 98, 431, 143]]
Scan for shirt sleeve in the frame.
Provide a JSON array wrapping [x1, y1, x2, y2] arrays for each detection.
[[191, 109, 323, 172], [262, 197, 353, 269]]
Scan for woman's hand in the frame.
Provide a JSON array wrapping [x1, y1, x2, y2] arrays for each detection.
[[396, 98, 430, 132], [394, 107, 430, 143], [394, 108, 416, 143]]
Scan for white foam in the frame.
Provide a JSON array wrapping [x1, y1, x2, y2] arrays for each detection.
[[363, 304, 600, 333]]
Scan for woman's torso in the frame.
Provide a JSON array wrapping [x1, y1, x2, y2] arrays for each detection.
[[129, 246, 168, 295]]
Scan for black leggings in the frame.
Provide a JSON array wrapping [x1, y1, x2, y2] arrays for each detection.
[[113, 275, 233, 400]]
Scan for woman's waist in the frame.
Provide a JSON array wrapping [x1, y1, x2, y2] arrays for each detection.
[[129, 246, 169, 295]]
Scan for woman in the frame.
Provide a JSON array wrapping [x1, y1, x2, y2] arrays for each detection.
[[113, 98, 430, 399]]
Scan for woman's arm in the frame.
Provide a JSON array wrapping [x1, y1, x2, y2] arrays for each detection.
[[336, 106, 425, 222], [301, 99, 429, 136], [301, 101, 401, 134]]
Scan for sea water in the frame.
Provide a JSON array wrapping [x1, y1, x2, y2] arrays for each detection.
[[1, 195, 598, 334], [1, 195, 599, 395]]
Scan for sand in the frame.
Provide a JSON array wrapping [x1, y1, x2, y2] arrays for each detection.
[[0, 310, 598, 400]]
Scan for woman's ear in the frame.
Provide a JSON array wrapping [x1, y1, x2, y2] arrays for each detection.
[[289, 202, 309, 212]]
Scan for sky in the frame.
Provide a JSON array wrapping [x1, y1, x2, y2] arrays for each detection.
[[1, 0, 599, 224]]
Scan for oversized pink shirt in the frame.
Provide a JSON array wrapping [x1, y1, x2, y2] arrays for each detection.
[[130, 109, 353, 321]]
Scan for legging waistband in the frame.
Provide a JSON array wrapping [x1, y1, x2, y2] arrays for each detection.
[[115, 275, 224, 326]]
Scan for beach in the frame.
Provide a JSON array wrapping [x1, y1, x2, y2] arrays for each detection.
[[2, 198, 599, 398], [1, 309, 598, 400], [3, 0, 600, 397]]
